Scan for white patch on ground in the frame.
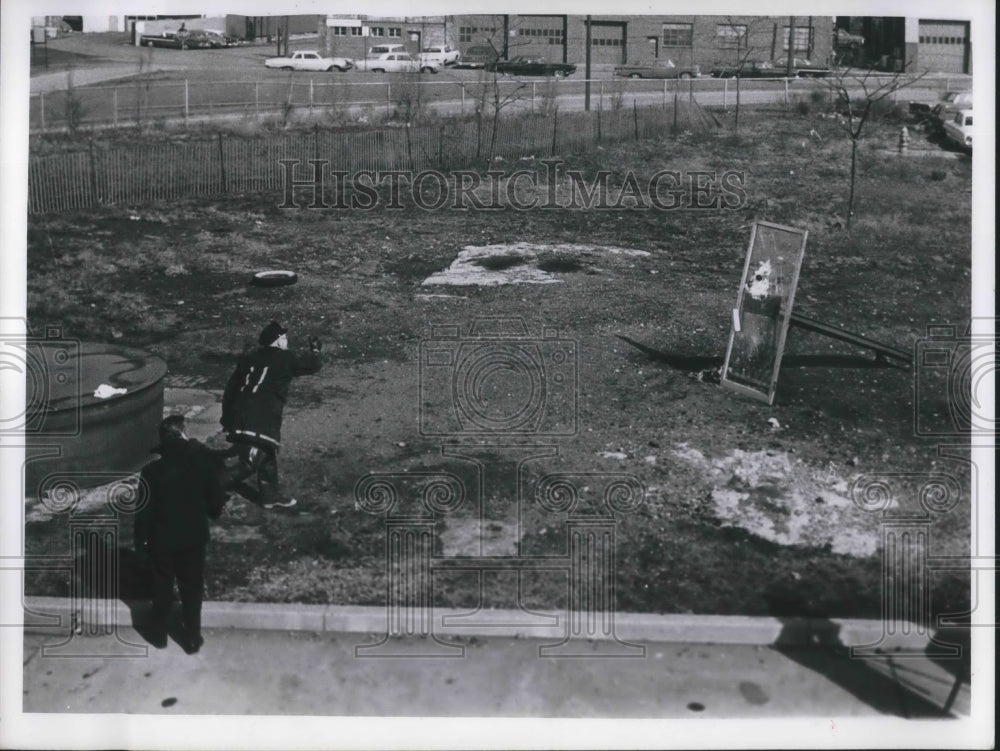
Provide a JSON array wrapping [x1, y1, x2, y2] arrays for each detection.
[[439, 517, 521, 557], [599, 451, 628, 460], [422, 243, 650, 286], [671, 443, 881, 557], [25, 475, 141, 522]]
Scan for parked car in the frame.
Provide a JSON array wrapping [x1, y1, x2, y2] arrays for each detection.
[[418, 45, 461, 66], [772, 57, 831, 77], [368, 44, 407, 57], [932, 90, 973, 128], [139, 31, 213, 50], [710, 60, 782, 78], [486, 56, 576, 77], [352, 53, 439, 74], [614, 59, 699, 79], [201, 29, 242, 47], [942, 108, 973, 150], [264, 50, 353, 72], [455, 45, 500, 69]]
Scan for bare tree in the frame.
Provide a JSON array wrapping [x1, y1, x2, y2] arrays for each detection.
[[823, 64, 927, 229], [719, 17, 767, 132], [457, 19, 529, 166]]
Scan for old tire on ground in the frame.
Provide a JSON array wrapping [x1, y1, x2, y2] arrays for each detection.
[[251, 270, 298, 288]]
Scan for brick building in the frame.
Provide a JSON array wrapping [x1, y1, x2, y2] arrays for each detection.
[[317, 14, 836, 69]]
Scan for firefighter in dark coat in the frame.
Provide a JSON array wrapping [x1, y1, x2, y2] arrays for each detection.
[[136, 415, 226, 653], [221, 321, 322, 509]]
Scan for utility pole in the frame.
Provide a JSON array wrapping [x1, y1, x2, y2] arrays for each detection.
[[502, 15, 509, 59], [786, 17, 795, 77], [584, 15, 592, 111]]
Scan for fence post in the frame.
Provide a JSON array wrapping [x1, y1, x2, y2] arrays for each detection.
[[255, 81, 260, 116], [184, 80, 189, 128], [672, 84, 678, 135], [633, 98, 639, 141], [386, 83, 391, 113], [783, 77, 789, 105], [113, 88, 118, 128], [551, 107, 558, 156], [689, 76, 693, 103], [662, 79, 667, 109], [723, 78, 728, 111], [600, 79, 604, 110], [460, 84, 465, 115], [217, 132, 227, 193], [87, 140, 99, 205], [309, 79, 314, 113], [531, 82, 535, 112], [40, 92, 45, 132]]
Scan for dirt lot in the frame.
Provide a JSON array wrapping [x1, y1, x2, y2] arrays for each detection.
[[25, 107, 974, 619]]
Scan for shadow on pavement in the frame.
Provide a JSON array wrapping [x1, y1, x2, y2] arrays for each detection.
[[774, 618, 969, 718]]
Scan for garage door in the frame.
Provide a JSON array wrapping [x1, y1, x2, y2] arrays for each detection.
[[918, 20, 969, 73], [589, 24, 625, 64]]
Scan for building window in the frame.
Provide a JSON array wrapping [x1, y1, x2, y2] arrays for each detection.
[[388, 27, 401, 37], [459, 25, 497, 43], [662, 23, 692, 47], [370, 26, 385, 37], [331, 26, 348, 36], [715, 24, 747, 46], [350, 26, 363, 37], [782, 26, 812, 53]]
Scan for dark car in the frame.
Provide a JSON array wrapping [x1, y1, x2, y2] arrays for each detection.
[[486, 56, 576, 77], [710, 60, 783, 78], [455, 45, 500, 69], [773, 57, 831, 77], [139, 31, 212, 50]]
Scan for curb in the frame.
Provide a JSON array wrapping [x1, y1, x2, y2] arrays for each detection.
[[22, 597, 932, 651]]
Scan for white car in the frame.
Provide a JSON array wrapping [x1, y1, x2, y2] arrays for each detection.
[[418, 45, 460, 66], [264, 50, 353, 72], [353, 53, 439, 74], [943, 109, 972, 150]]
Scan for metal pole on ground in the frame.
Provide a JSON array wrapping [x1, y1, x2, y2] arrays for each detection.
[[113, 88, 118, 128], [255, 81, 260, 116], [40, 92, 45, 132], [184, 80, 189, 128]]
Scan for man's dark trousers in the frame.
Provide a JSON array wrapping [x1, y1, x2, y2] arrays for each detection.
[[150, 544, 206, 644]]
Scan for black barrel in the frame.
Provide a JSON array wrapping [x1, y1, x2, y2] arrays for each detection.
[[24, 342, 167, 497]]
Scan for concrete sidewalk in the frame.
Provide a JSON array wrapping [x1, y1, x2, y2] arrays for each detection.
[[20, 598, 970, 718]]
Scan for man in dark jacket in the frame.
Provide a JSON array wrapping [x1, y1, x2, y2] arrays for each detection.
[[221, 321, 322, 509], [136, 415, 226, 653]]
